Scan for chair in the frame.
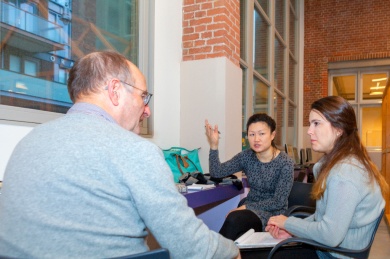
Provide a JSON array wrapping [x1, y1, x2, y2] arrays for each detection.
[[284, 181, 315, 216], [237, 182, 316, 215], [267, 209, 384, 259], [110, 248, 170, 259]]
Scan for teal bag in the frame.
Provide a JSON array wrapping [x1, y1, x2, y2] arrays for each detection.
[[162, 147, 203, 183]]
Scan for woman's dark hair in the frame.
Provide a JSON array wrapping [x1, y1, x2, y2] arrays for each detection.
[[67, 51, 132, 102], [246, 113, 277, 148], [311, 96, 388, 200]]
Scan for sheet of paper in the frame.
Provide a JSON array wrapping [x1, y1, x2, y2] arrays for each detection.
[[234, 228, 285, 248], [187, 184, 215, 190]]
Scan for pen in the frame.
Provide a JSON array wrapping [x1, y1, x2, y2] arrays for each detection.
[[205, 126, 221, 134]]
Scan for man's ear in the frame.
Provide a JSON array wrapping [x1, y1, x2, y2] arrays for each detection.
[[107, 80, 120, 106]]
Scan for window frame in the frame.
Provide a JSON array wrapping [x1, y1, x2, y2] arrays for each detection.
[[240, 0, 300, 147]]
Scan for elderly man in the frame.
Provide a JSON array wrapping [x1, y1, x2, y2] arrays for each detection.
[[0, 51, 240, 259]]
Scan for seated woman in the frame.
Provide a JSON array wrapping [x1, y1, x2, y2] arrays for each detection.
[[205, 113, 294, 241], [266, 96, 389, 259]]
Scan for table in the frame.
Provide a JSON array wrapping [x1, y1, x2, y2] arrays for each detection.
[[182, 184, 245, 232]]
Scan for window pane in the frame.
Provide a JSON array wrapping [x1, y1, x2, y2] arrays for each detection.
[[0, 0, 138, 113], [289, 5, 296, 56], [287, 102, 296, 146], [290, 0, 297, 10], [289, 56, 296, 102], [253, 8, 269, 79], [362, 73, 387, 100], [242, 65, 248, 150], [275, 38, 284, 91], [254, 77, 269, 114], [242, 65, 247, 132], [257, 0, 269, 16], [275, 0, 285, 39], [24, 60, 37, 77], [9, 55, 21, 72], [332, 75, 356, 100], [273, 92, 284, 147], [362, 106, 382, 148]]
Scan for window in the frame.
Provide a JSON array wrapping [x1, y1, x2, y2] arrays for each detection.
[[0, 0, 152, 135], [240, 0, 300, 147], [330, 67, 389, 150]]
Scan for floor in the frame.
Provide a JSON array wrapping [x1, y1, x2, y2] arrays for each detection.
[[369, 219, 390, 258]]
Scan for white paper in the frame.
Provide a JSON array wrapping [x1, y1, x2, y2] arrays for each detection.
[[234, 228, 285, 248], [187, 184, 215, 190]]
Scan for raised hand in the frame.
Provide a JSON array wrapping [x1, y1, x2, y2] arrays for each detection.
[[205, 119, 220, 150]]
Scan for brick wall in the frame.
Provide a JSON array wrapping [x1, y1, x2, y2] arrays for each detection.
[[304, 0, 390, 125], [182, 0, 240, 66]]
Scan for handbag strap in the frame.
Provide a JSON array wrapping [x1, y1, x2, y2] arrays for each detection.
[[182, 156, 199, 171], [175, 154, 185, 175], [175, 154, 199, 175]]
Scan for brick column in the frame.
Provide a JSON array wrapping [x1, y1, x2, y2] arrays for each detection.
[[182, 0, 240, 67]]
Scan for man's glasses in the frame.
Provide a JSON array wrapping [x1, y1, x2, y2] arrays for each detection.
[[119, 80, 153, 105]]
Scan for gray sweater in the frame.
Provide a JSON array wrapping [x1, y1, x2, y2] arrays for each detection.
[[0, 104, 238, 259], [209, 149, 294, 229], [285, 157, 385, 259]]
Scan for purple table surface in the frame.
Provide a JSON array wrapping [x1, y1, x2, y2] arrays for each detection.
[[183, 184, 244, 209]]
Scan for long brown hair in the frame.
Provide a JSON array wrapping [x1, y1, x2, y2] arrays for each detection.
[[310, 96, 389, 200]]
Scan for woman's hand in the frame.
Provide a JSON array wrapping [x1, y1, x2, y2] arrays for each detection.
[[265, 225, 292, 239], [205, 119, 219, 150], [266, 215, 291, 239], [267, 215, 288, 229]]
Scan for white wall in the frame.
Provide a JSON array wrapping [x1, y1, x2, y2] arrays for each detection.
[[149, 0, 182, 148], [0, 124, 33, 180], [181, 58, 242, 173]]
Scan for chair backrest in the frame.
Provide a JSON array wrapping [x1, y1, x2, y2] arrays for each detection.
[[359, 208, 385, 258], [110, 248, 170, 259], [288, 181, 315, 208]]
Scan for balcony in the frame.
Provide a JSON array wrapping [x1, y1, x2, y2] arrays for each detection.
[[0, 69, 72, 105], [0, 1, 65, 52]]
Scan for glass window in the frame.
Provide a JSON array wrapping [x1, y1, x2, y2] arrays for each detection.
[[24, 60, 37, 77], [289, 56, 296, 102], [287, 101, 296, 146], [362, 73, 387, 100], [332, 74, 356, 101], [289, 4, 296, 56], [253, 7, 269, 79], [242, 65, 247, 131], [275, 0, 285, 39], [257, 0, 269, 15], [9, 55, 21, 73], [254, 77, 269, 114], [241, 0, 300, 146], [273, 92, 284, 147], [274, 38, 284, 91], [0, 0, 139, 114], [330, 68, 389, 150], [362, 106, 382, 148]]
